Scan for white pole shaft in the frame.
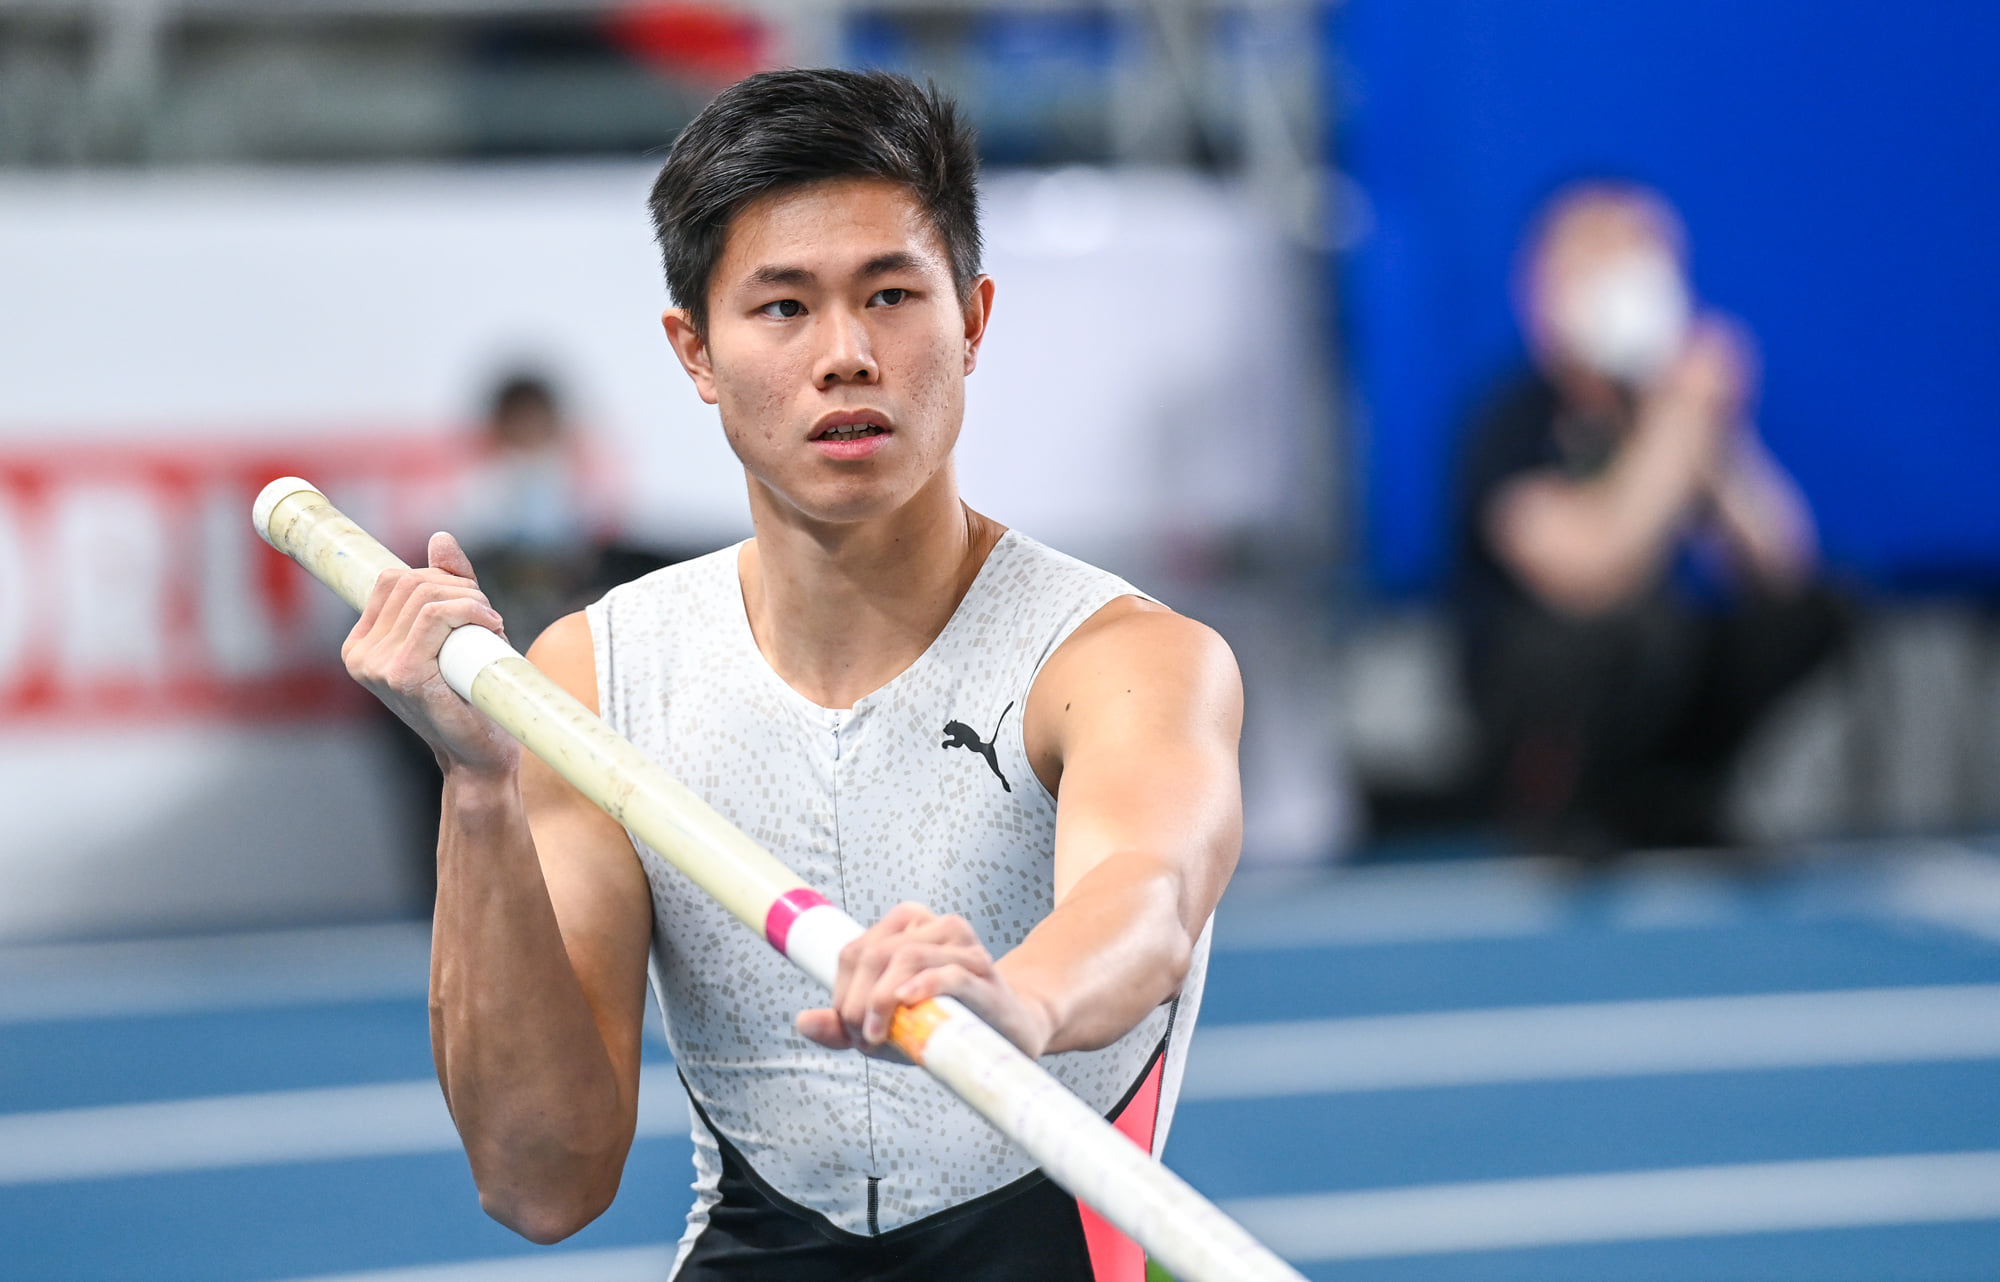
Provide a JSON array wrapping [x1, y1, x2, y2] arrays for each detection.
[[253, 477, 1305, 1282]]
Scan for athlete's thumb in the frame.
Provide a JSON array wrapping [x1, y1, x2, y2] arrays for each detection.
[[428, 531, 478, 582]]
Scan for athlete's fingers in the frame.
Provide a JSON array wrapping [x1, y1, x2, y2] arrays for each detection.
[[389, 597, 505, 694], [892, 962, 980, 1009], [794, 1007, 852, 1050], [849, 914, 992, 1042], [350, 568, 479, 662], [834, 937, 891, 1041], [862, 943, 991, 1043], [875, 938, 992, 991], [851, 911, 980, 989], [344, 569, 431, 677], [836, 902, 931, 978], [795, 1006, 912, 1064], [891, 944, 996, 1002], [366, 568, 431, 644], [347, 566, 402, 651], [834, 903, 939, 1037], [885, 953, 991, 1016], [880, 902, 937, 932], [352, 584, 498, 690], [349, 608, 501, 712], [904, 912, 979, 950], [840, 949, 896, 1043], [391, 575, 495, 626]]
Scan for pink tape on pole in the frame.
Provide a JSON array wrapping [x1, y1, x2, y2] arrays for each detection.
[[763, 887, 831, 956]]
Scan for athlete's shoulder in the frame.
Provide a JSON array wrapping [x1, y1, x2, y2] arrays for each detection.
[[1014, 534, 1239, 740], [1050, 597, 1237, 691], [1022, 593, 1239, 796], [525, 610, 598, 714]]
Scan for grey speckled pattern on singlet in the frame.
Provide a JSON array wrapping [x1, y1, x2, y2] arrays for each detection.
[[585, 530, 1211, 1241]]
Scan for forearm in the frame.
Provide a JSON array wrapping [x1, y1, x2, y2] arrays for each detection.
[[1709, 439, 1817, 589], [997, 851, 1195, 1056], [1601, 406, 1714, 555], [430, 768, 632, 1240], [1500, 407, 1713, 615]]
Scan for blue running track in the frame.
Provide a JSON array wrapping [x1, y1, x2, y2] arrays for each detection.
[[5, 841, 1999, 1281]]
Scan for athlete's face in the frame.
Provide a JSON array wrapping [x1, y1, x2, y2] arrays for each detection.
[[664, 178, 994, 527]]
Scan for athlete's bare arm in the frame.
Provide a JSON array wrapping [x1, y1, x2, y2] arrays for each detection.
[[798, 598, 1243, 1058], [344, 536, 651, 1243]]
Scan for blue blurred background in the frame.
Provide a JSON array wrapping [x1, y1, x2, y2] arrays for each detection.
[[1340, 0, 2000, 596]]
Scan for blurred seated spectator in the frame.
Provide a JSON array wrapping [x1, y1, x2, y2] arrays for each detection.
[[453, 372, 604, 647], [390, 372, 676, 908], [1454, 182, 1844, 853]]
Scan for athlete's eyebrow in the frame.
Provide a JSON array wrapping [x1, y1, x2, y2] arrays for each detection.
[[746, 264, 815, 289], [857, 251, 924, 279], [743, 252, 925, 292]]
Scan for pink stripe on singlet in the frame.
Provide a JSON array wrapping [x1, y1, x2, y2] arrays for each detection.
[[1077, 1052, 1166, 1282], [762, 887, 831, 956]]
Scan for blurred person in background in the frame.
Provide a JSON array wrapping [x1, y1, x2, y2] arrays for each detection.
[[454, 372, 603, 647], [1454, 181, 1844, 854], [394, 373, 671, 906]]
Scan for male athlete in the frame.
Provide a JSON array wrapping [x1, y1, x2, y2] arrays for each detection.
[[342, 69, 1242, 1280]]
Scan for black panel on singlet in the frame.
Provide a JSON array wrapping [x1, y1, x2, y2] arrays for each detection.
[[676, 1085, 1096, 1282]]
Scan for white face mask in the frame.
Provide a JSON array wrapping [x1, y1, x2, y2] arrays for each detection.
[[1553, 251, 1691, 383]]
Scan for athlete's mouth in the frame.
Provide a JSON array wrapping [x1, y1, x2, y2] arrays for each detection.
[[810, 412, 892, 443], [817, 423, 887, 441]]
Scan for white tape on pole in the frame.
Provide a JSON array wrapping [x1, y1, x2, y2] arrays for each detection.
[[254, 478, 1306, 1282], [780, 904, 864, 993], [437, 626, 517, 703]]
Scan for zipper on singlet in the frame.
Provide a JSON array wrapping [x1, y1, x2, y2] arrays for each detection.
[[833, 707, 880, 1225]]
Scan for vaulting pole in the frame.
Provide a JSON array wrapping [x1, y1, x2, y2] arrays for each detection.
[[254, 476, 1305, 1282]]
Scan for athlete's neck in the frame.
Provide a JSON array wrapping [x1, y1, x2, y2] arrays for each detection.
[[738, 464, 1006, 709]]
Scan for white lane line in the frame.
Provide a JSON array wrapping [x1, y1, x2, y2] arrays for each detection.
[[1885, 845, 2000, 944], [0, 922, 432, 1024], [277, 1245, 677, 1282], [1215, 858, 1571, 950], [1182, 984, 2000, 1099], [1223, 1151, 2000, 1261], [0, 1064, 688, 1185]]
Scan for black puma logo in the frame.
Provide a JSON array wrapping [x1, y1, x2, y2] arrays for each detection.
[[942, 701, 1013, 792]]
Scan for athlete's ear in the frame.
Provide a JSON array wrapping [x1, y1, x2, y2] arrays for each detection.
[[960, 275, 996, 376], [662, 308, 720, 405]]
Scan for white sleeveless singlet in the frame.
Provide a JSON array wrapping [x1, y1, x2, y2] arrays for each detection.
[[585, 529, 1212, 1247]]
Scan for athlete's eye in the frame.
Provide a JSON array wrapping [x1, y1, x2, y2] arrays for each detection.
[[871, 288, 909, 307], [760, 299, 804, 319]]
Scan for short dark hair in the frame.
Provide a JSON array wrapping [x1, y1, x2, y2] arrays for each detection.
[[647, 68, 983, 337]]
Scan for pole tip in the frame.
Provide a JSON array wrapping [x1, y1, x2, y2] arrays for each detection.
[[252, 476, 322, 549]]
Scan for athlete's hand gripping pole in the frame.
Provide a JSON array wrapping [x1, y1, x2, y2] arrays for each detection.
[[253, 477, 1305, 1282]]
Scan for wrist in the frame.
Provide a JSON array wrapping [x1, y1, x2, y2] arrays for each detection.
[[1022, 991, 1060, 1059], [441, 761, 521, 816], [995, 959, 1063, 1058]]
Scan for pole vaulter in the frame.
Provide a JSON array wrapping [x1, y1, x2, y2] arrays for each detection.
[[254, 477, 1305, 1282]]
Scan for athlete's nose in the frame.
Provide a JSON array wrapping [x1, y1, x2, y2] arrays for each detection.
[[814, 307, 878, 387]]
